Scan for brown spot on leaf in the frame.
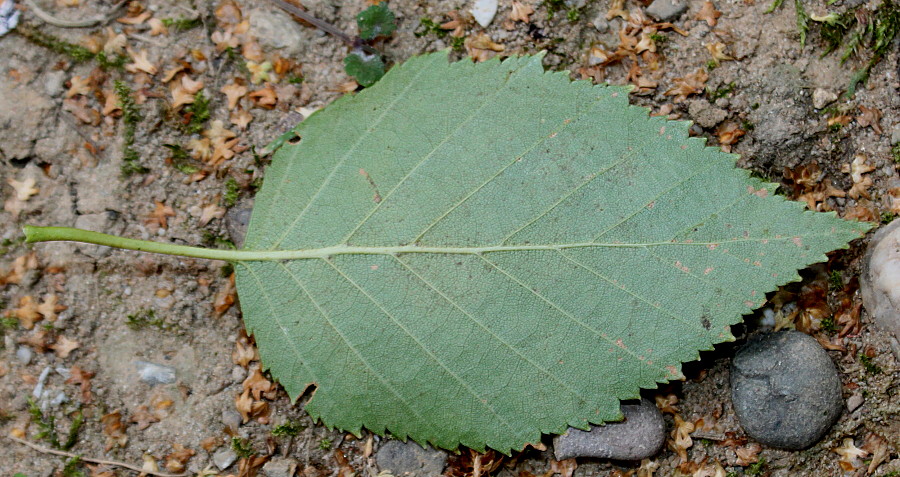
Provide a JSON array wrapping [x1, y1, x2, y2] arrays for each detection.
[[359, 168, 382, 203]]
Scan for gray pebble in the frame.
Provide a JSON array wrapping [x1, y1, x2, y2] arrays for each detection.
[[812, 88, 838, 110], [846, 393, 864, 413], [16, 345, 33, 365], [591, 13, 610, 32], [43, 71, 66, 97], [376, 439, 448, 477], [134, 360, 177, 385], [645, 0, 688, 22], [225, 201, 253, 249], [731, 331, 843, 450], [860, 219, 900, 358], [553, 399, 665, 461], [247, 7, 305, 56], [262, 457, 298, 477], [213, 448, 238, 471], [222, 409, 243, 431]]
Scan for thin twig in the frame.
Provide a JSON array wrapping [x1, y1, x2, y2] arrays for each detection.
[[7, 434, 187, 477], [266, 0, 380, 55], [23, 0, 125, 28]]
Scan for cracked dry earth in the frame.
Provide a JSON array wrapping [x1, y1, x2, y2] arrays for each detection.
[[0, 0, 898, 476]]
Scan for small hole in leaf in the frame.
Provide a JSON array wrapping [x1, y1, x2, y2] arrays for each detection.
[[288, 134, 302, 145]]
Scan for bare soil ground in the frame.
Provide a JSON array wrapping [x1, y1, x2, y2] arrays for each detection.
[[0, 0, 898, 476]]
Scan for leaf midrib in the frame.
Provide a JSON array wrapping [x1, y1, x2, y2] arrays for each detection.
[[225, 235, 818, 261]]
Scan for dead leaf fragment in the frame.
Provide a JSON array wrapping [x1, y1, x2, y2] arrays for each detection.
[[665, 69, 708, 103], [146, 201, 176, 229], [233, 335, 259, 368], [856, 105, 882, 134], [1, 252, 38, 288], [249, 84, 277, 109], [148, 18, 168, 36], [696, 2, 722, 26], [214, 273, 237, 316], [37, 294, 66, 322], [221, 81, 248, 110], [230, 108, 253, 130], [50, 335, 80, 358], [101, 410, 129, 450], [509, 1, 534, 23], [465, 33, 505, 62], [65, 75, 92, 98], [705, 42, 733, 65], [243, 365, 276, 400], [65, 366, 94, 402], [13, 295, 41, 329], [125, 48, 158, 75], [832, 438, 868, 471], [129, 404, 160, 430], [165, 443, 196, 472], [199, 203, 226, 227]]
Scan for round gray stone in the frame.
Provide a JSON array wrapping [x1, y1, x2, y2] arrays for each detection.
[[375, 439, 447, 477], [860, 218, 900, 359], [731, 331, 843, 450], [645, 0, 688, 22], [552, 399, 665, 461]]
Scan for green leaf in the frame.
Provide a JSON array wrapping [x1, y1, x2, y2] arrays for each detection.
[[237, 51, 869, 452], [357, 3, 396, 40], [343, 50, 385, 87], [22, 51, 869, 454]]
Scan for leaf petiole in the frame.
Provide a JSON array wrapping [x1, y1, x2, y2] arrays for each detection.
[[24, 226, 245, 262]]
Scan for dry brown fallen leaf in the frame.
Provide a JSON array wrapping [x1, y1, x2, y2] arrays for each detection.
[[832, 437, 868, 471], [165, 443, 196, 473], [129, 404, 160, 430], [102, 88, 121, 116], [148, 17, 168, 36], [12, 295, 41, 329], [233, 338, 259, 369], [125, 48, 158, 75], [230, 108, 254, 131], [706, 42, 733, 65], [244, 365, 277, 400], [249, 84, 277, 109], [856, 105, 883, 134], [221, 81, 248, 110], [18, 328, 51, 353], [50, 335, 80, 358], [66, 365, 94, 402], [665, 69, 709, 103], [235, 389, 269, 423], [696, 1, 722, 26], [65, 75, 92, 98], [465, 33, 505, 62], [716, 122, 745, 151], [101, 410, 129, 450], [509, 1, 535, 23], [0, 252, 39, 288], [668, 414, 695, 463], [199, 203, 226, 227], [63, 97, 101, 125], [145, 201, 176, 229], [861, 432, 890, 474], [214, 273, 237, 316]]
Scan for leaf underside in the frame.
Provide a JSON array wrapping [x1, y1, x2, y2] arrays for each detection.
[[236, 51, 867, 453]]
